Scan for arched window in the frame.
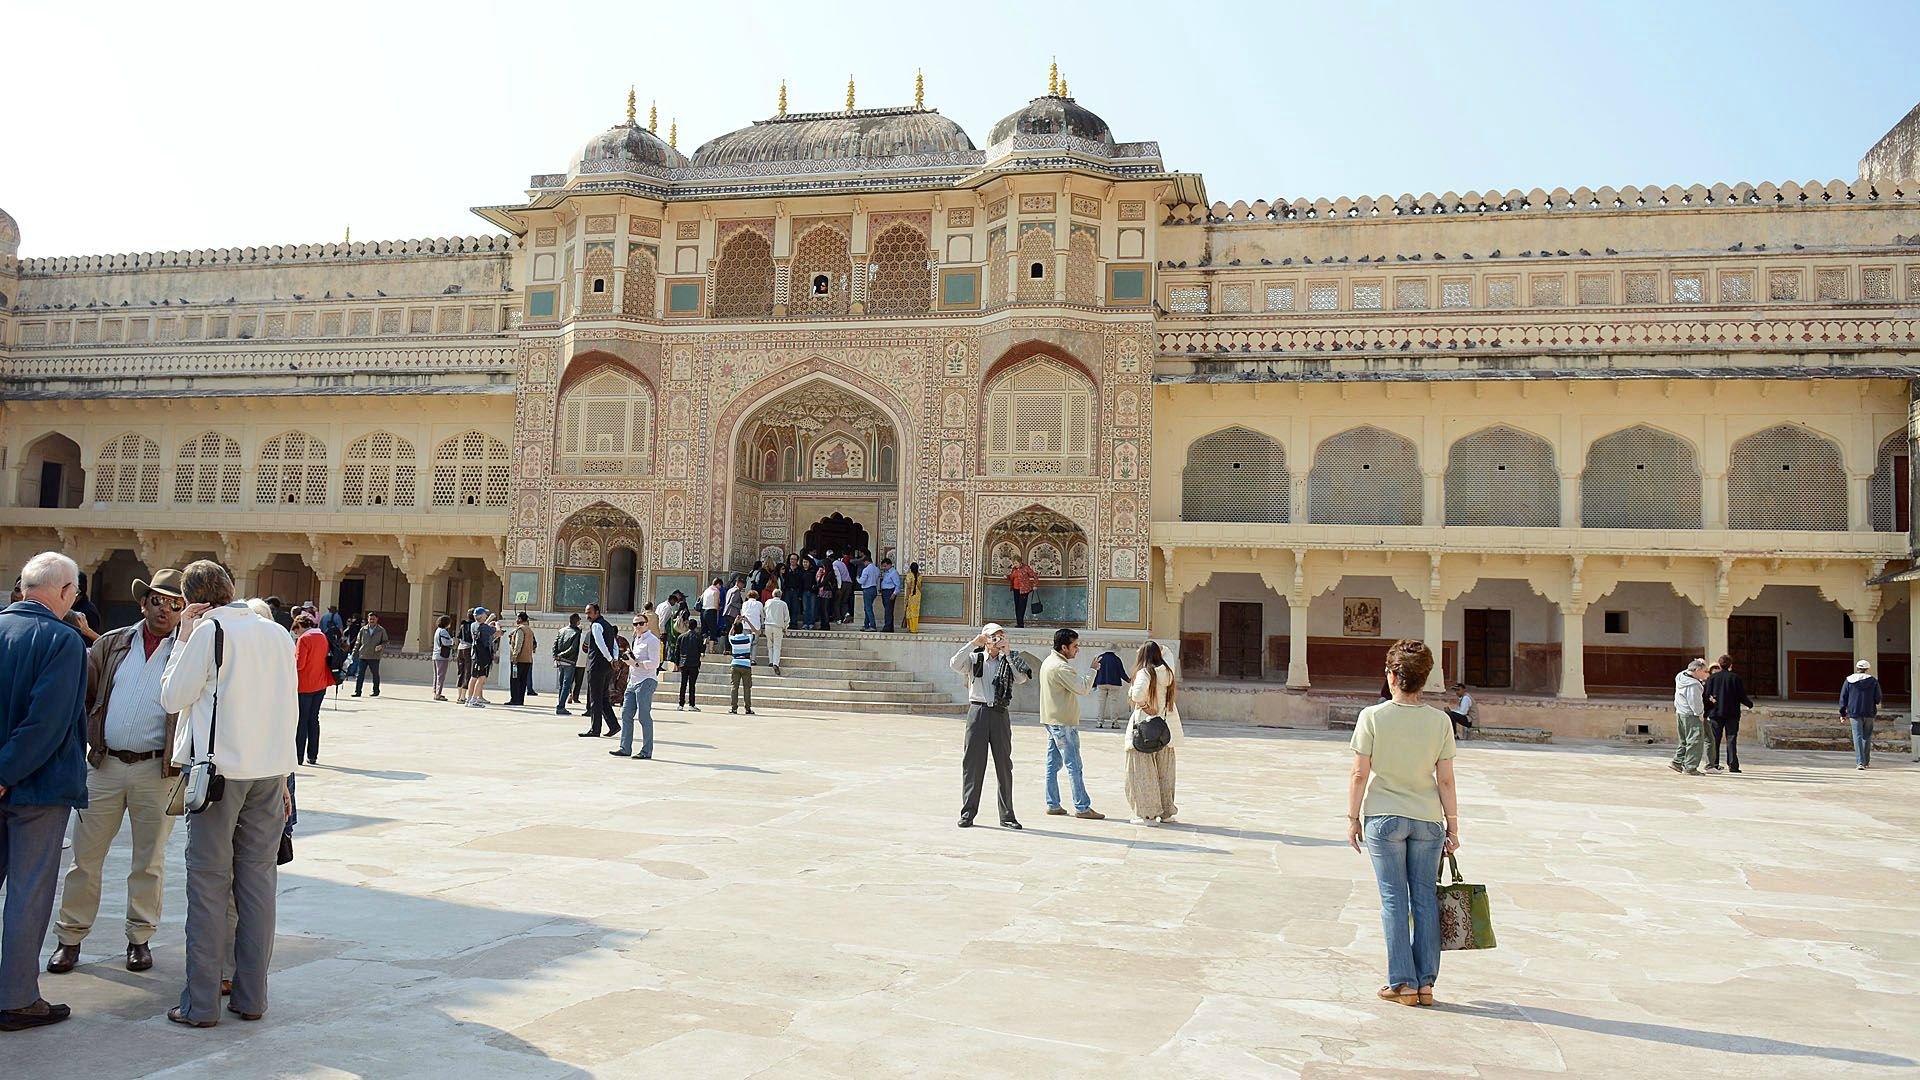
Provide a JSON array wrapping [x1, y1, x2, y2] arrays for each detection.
[[1870, 429, 1909, 533], [712, 228, 774, 318], [866, 222, 931, 314], [983, 358, 1093, 476], [623, 244, 657, 316], [432, 431, 511, 508], [1727, 424, 1847, 531], [579, 243, 614, 314], [1308, 426, 1421, 525], [1445, 426, 1559, 527], [1182, 428, 1289, 522], [556, 367, 655, 475], [1066, 226, 1098, 306], [94, 432, 161, 505], [174, 431, 242, 504], [1016, 225, 1053, 301], [1581, 425, 1701, 529], [342, 431, 418, 508], [789, 223, 851, 317], [256, 431, 329, 505]]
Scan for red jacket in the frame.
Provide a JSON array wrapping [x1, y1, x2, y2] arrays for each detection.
[[296, 628, 335, 693]]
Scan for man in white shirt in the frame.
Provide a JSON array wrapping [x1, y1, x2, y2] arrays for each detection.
[[48, 569, 185, 977], [857, 557, 881, 631], [763, 589, 790, 676], [158, 560, 297, 1028], [742, 592, 765, 635]]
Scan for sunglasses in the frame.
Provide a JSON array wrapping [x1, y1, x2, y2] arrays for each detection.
[[145, 595, 185, 612]]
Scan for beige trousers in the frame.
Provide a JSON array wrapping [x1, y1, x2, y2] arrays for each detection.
[[55, 755, 177, 946]]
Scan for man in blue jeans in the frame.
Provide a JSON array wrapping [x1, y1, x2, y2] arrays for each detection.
[[1038, 628, 1104, 819], [1839, 659, 1883, 770]]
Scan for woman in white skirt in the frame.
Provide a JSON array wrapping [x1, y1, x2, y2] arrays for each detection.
[[1124, 640, 1184, 824]]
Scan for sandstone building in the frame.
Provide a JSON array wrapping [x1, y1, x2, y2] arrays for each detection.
[[2, 76, 1916, 726]]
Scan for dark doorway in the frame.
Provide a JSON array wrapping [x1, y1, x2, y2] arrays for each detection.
[[1218, 602, 1264, 679], [607, 547, 638, 613], [1462, 608, 1512, 688], [1729, 614, 1779, 697], [338, 579, 366, 620], [803, 513, 868, 557], [37, 462, 63, 509], [1897, 453, 1911, 534]]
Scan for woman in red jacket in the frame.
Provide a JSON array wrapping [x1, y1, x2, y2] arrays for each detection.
[[293, 612, 334, 766]]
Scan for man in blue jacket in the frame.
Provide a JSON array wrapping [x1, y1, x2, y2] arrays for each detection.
[[0, 552, 89, 1031], [1839, 660, 1883, 770]]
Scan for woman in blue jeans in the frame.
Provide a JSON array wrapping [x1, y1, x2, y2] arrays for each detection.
[[1347, 639, 1460, 1007]]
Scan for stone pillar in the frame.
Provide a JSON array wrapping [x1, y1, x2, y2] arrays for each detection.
[[1848, 473, 1873, 533], [1422, 471, 1443, 526], [1850, 606, 1879, 672], [1422, 602, 1446, 690], [1705, 606, 1730, 667], [1559, 469, 1581, 529], [1558, 603, 1588, 700], [406, 577, 430, 652], [1286, 593, 1310, 689], [1702, 471, 1726, 530], [317, 572, 341, 614]]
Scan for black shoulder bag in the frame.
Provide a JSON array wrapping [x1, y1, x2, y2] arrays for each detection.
[[169, 620, 227, 815]]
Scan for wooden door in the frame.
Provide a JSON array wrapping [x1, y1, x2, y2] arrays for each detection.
[[1728, 615, 1779, 697], [37, 462, 62, 508], [1463, 608, 1512, 688], [1218, 602, 1264, 679], [1897, 453, 1911, 534]]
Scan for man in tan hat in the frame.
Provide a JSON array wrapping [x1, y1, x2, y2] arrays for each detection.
[[45, 568, 184, 977]]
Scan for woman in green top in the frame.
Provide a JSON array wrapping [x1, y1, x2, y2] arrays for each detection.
[[1347, 639, 1459, 1008]]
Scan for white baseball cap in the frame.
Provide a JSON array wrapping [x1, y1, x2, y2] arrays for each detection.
[[980, 622, 1005, 637], [1856, 659, 1871, 670]]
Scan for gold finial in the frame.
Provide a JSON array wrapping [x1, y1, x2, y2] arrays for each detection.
[[649, 101, 657, 133], [344, 224, 351, 244], [778, 80, 787, 116], [846, 75, 855, 111], [626, 86, 636, 125], [1048, 58, 1059, 96], [1060, 77, 1069, 100], [668, 118, 677, 149], [914, 69, 924, 109]]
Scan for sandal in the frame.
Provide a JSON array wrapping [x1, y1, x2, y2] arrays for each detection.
[[1417, 986, 1436, 1006], [167, 1006, 216, 1028], [1376, 984, 1418, 1006]]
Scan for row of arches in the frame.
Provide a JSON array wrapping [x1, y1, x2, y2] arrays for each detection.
[[1182, 423, 1904, 531], [30, 429, 509, 509], [712, 219, 933, 319]]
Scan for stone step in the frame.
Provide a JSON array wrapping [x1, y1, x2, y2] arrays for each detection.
[[1763, 725, 1911, 752], [725, 684, 956, 706], [754, 674, 944, 694], [775, 659, 911, 676], [722, 695, 966, 716], [1470, 726, 1552, 744]]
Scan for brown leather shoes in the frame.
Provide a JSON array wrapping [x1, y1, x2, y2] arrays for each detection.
[[45, 943, 79, 974], [0, 999, 71, 1031], [126, 942, 153, 971], [1074, 809, 1107, 820], [1045, 807, 1068, 816]]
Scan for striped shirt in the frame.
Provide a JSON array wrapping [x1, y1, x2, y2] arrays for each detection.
[[730, 632, 754, 668]]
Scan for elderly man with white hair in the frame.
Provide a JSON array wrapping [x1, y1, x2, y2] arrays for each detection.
[[1668, 658, 1709, 777], [159, 560, 297, 1028], [0, 552, 89, 1031]]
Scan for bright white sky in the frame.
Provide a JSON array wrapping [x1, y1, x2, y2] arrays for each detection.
[[5, 0, 1916, 256]]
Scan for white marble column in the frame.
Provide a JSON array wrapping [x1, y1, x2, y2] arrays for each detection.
[[1422, 601, 1446, 690], [1286, 593, 1310, 689], [1559, 603, 1588, 700], [1705, 606, 1730, 667]]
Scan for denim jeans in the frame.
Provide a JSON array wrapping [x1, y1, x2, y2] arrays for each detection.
[[554, 665, 576, 713], [619, 680, 657, 757], [801, 592, 816, 628], [1043, 725, 1091, 813], [862, 586, 878, 629], [1363, 814, 1446, 991], [1850, 717, 1874, 766]]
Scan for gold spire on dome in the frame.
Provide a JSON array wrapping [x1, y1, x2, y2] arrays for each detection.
[[1060, 77, 1070, 100], [846, 75, 855, 111], [914, 69, 924, 109], [649, 101, 658, 132], [668, 118, 677, 148], [1048, 58, 1059, 96], [626, 86, 636, 125], [344, 225, 351, 243], [778, 80, 787, 116]]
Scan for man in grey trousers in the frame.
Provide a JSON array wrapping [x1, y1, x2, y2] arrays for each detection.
[[159, 560, 297, 1027], [949, 623, 1032, 830]]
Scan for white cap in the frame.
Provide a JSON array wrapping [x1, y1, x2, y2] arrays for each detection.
[[1856, 659, 1871, 670], [980, 622, 1005, 637]]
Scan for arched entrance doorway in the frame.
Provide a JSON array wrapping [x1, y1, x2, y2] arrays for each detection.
[[727, 376, 901, 571], [981, 505, 1090, 627], [554, 502, 645, 612], [21, 433, 84, 508], [92, 549, 151, 631], [803, 513, 869, 556]]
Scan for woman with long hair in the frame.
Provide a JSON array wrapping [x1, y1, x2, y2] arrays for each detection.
[[292, 612, 333, 765], [1347, 639, 1459, 1008], [903, 561, 924, 634], [1124, 640, 1184, 824]]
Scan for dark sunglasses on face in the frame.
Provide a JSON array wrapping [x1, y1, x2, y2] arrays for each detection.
[[146, 595, 185, 612]]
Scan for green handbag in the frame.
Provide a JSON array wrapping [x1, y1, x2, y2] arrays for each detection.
[[1436, 852, 1496, 951]]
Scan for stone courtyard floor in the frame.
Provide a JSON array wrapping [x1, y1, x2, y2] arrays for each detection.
[[8, 681, 1918, 1079]]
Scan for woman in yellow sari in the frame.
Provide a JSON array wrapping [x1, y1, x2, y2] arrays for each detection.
[[904, 561, 924, 633]]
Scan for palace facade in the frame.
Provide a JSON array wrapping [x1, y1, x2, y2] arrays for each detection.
[[2, 78, 1917, 714]]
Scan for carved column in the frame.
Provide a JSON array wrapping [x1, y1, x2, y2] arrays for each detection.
[[1421, 601, 1447, 691], [1558, 603, 1588, 700], [1285, 593, 1311, 689], [1558, 468, 1581, 529], [1705, 608, 1730, 667], [1422, 471, 1443, 527], [1701, 470, 1726, 530]]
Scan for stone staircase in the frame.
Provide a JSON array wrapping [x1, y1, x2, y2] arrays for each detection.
[[722, 633, 961, 715], [1761, 712, 1911, 753]]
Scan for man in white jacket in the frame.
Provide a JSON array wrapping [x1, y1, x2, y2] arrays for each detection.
[[1667, 658, 1708, 777], [158, 561, 296, 1028], [763, 589, 791, 676]]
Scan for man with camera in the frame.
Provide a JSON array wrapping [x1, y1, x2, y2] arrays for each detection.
[[949, 623, 1032, 830], [158, 560, 297, 1027], [46, 567, 186, 980]]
